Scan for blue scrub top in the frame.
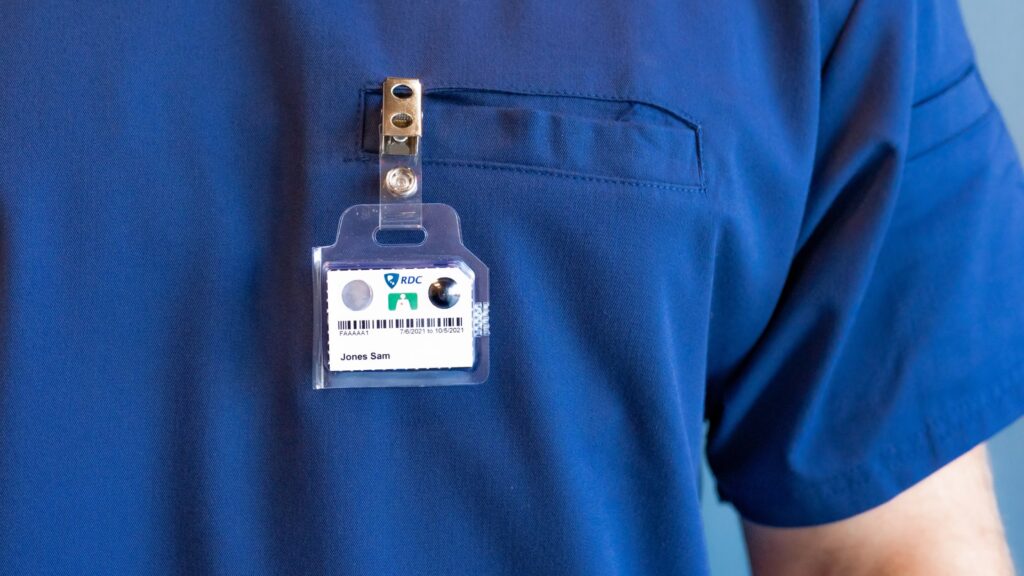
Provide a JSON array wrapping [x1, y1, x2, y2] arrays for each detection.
[[2, 1, 1023, 574]]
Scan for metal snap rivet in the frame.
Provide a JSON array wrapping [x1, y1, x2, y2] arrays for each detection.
[[385, 166, 418, 197]]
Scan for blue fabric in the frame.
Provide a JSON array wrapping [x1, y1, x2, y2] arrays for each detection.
[[1, 1, 1023, 573]]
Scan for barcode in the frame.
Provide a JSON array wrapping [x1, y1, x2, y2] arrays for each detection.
[[337, 317, 464, 330]]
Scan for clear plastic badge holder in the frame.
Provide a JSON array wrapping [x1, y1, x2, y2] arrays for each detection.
[[313, 77, 489, 388], [312, 204, 490, 388]]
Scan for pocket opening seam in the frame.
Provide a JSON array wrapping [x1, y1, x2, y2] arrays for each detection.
[[357, 83, 706, 189]]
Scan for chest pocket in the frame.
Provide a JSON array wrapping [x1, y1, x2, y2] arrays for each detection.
[[359, 86, 703, 192], [349, 83, 715, 441]]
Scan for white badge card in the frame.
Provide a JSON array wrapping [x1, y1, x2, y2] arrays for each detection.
[[325, 266, 476, 372], [312, 204, 490, 388]]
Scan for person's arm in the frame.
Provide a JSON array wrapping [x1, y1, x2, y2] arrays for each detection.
[[705, 0, 1024, 567], [743, 445, 1014, 575]]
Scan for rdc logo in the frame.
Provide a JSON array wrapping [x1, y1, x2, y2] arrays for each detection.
[[384, 273, 422, 288]]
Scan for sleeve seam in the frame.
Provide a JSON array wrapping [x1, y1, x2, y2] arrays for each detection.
[[907, 101, 996, 162]]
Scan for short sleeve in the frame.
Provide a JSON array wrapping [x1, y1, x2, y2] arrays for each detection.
[[705, 0, 1024, 527]]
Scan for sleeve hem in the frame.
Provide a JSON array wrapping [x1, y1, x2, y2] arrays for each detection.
[[720, 364, 1024, 528]]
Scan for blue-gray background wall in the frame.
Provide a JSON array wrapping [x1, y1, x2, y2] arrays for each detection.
[[702, 2, 1024, 572]]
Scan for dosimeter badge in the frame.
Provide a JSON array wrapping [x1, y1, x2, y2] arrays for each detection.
[[312, 78, 490, 388]]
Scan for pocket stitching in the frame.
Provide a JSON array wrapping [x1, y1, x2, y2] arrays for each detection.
[[356, 83, 706, 190]]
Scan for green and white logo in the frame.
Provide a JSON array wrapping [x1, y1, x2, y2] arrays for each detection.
[[388, 292, 418, 311]]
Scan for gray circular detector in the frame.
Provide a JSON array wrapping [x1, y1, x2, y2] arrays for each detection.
[[341, 279, 373, 311]]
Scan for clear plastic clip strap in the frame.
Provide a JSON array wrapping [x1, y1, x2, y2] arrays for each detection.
[[379, 77, 423, 229]]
